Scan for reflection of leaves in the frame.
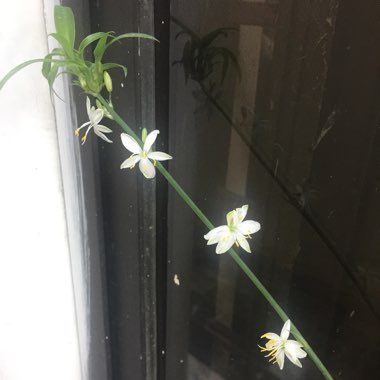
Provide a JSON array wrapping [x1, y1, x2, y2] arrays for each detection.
[[312, 109, 336, 151], [192, 87, 222, 117], [172, 17, 240, 86]]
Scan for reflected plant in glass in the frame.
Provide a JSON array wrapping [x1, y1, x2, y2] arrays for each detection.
[[172, 17, 240, 88], [0, 5, 334, 380], [172, 16, 241, 112]]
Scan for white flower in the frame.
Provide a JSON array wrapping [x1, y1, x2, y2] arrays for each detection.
[[120, 130, 172, 179], [259, 320, 307, 370], [204, 205, 260, 254], [75, 97, 113, 144]]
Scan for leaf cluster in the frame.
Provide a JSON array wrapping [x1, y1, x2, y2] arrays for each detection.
[[173, 21, 241, 86], [0, 6, 157, 97]]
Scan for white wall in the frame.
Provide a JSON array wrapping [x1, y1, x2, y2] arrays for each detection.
[[0, 1, 81, 379]]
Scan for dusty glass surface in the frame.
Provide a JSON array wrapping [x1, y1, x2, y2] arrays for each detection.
[[164, 1, 380, 379]]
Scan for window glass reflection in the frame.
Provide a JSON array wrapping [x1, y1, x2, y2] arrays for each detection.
[[165, 1, 380, 379]]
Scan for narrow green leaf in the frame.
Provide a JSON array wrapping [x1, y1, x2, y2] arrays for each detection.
[[78, 32, 112, 55], [102, 63, 128, 77], [42, 59, 51, 79], [42, 49, 66, 78], [54, 6, 75, 49], [105, 33, 158, 49], [49, 33, 74, 58], [1, 58, 74, 90], [93, 35, 109, 62], [51, 47, 66, 56], [0, 59, 45, 90], [48, 63, 59, 89]]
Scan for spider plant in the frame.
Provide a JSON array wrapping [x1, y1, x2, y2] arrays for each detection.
[[172, 17, 241, 88], [0, 6, 157, 101]]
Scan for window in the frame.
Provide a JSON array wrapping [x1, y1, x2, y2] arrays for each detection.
[[11, 1, 378, 379]]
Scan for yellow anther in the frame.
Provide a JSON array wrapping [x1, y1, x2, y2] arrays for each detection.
[[75, 128, 80, 136], [81, 136, 87, 142], [235, 241, 240, 247], [154, 160, 157, 166]]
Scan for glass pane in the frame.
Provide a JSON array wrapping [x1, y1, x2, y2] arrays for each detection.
[[164, 0, 380, 379]]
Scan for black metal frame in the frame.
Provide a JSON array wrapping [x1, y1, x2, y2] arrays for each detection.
[[84, 0, 170, 379]]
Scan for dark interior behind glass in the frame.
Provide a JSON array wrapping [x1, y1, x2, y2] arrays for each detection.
[[164, 1, 380, 379]]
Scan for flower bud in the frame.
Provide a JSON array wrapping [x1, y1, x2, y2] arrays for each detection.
[[103, 71, 113, 93], [141, 128, 148, 143], [96, 99, 114, 120], [79, 76, 87, 90]]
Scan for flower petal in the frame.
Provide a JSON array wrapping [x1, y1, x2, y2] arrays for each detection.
[[281, 320, 291, 340], [276, 350, 285, 370], [86, 97, 91, 117], [206, 235, 221, 245], [91, 108, 104, 125], [121, 133, 142, 154], [261, 332, 280, 341], [94, 129, 113, 143], [95, 124, 112, 133], [236, 233, 251, 253], [139, 158, 156, 178], [285, 340, 307, 359], [237, 220, 261, 235], [204, 226, 229, 241], [143, 130, 160, 152], [285, 353, 302, 368], [284, 345, 304, 368], [120, 155, 141, 169], [226, 210, 238, 227], [147, 151, 173, 161], [236, 205, 248, 223], [215, 233, 235, 254]]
